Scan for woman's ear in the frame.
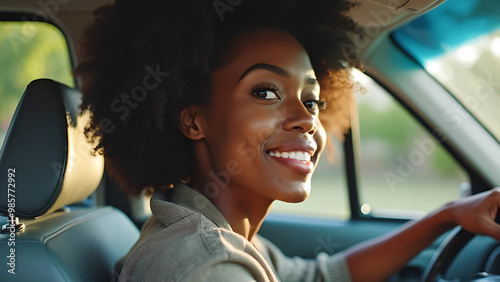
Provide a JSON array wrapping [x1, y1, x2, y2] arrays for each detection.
[[179, 105, 206, 140]]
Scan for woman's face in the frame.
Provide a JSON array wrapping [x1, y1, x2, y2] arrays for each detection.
[[198, 28, 327, 204]]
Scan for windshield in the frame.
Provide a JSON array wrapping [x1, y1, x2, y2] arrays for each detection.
[[392, 0, 500, 142]]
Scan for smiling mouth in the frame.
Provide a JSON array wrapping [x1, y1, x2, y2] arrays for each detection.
[[267, 150, 312, 162]]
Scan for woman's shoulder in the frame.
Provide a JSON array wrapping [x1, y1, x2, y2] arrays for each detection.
[[117, 199, 276, 281]]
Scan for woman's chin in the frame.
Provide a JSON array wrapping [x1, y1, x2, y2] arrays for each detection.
[[281, 195, 309, 204], [275, 184, 311, 203]]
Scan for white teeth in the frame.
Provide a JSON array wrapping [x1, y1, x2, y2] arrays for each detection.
[[296, 152, 306, 161], [268, 151, 311, 162]]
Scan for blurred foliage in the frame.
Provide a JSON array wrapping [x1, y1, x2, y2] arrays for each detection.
[[358, 101, 421, 157], [355, 80, 465, 215], [0, 21, 73, 144], [357, 86, 462, 178]]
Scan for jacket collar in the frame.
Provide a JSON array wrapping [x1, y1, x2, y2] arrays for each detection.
[[150, 183, 232, 231]]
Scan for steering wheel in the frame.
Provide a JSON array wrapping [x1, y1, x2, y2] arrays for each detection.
[[421, 212, 500, 282]]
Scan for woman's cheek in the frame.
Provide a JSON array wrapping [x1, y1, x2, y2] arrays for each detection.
[[233, 120, 276, 163]]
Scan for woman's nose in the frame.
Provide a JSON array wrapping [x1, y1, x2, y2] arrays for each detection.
[[281, 99, 316, 135]]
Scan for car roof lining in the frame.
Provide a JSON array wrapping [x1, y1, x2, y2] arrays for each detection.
[[349, 0, 446, 61], [1, 0, 446, 66]]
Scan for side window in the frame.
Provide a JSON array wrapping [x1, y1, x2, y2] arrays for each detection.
[[0, 20, 74, 145], [270, 136, 349, 219], [355, 71, 468, 218]]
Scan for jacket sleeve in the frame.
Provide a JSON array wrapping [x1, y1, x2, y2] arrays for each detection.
[[255, 235, 352, 282]]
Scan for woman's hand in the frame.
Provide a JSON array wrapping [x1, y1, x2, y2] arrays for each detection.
[[443, 187, 500, 240], [345, 187, 500, 282]]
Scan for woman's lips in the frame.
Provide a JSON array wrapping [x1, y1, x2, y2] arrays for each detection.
[[267, 150, 315, 174], [265, 138, 317, 174]]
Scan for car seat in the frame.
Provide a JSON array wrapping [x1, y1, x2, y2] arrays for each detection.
[[0, 79, 140, 281]]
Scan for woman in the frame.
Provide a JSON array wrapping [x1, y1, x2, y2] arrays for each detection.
[[76, 0, 500, 281]]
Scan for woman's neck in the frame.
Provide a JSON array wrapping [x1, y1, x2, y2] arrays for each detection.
[[210, 187, 273, 241], [191, 171, 272, 241]]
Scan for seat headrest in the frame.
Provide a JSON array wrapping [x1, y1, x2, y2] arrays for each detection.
[[0, 79, 104, 218]]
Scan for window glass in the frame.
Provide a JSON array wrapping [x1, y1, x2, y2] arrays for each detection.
[[393, 0, 500, 143], [423, 30, 500, 142], [270, 139, 349, 219], [0, 21, 74, 145], [354, 71, 467, 218]]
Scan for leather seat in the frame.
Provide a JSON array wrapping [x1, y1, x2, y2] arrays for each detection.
[[0, 79, 140, 281]]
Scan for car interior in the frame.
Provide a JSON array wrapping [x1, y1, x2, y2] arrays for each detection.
[[0, 0, 499, 281]]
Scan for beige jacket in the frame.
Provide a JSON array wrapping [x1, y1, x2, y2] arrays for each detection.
[[115, 184, 352, 281]]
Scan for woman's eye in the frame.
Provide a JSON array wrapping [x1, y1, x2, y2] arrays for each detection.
[[303, 99, 327, 114], [254, 89, 279, 100], [251, 83, 280, 100]]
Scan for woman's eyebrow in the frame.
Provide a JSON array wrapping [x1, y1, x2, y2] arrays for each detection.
[[238, 63, 291, 81]]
